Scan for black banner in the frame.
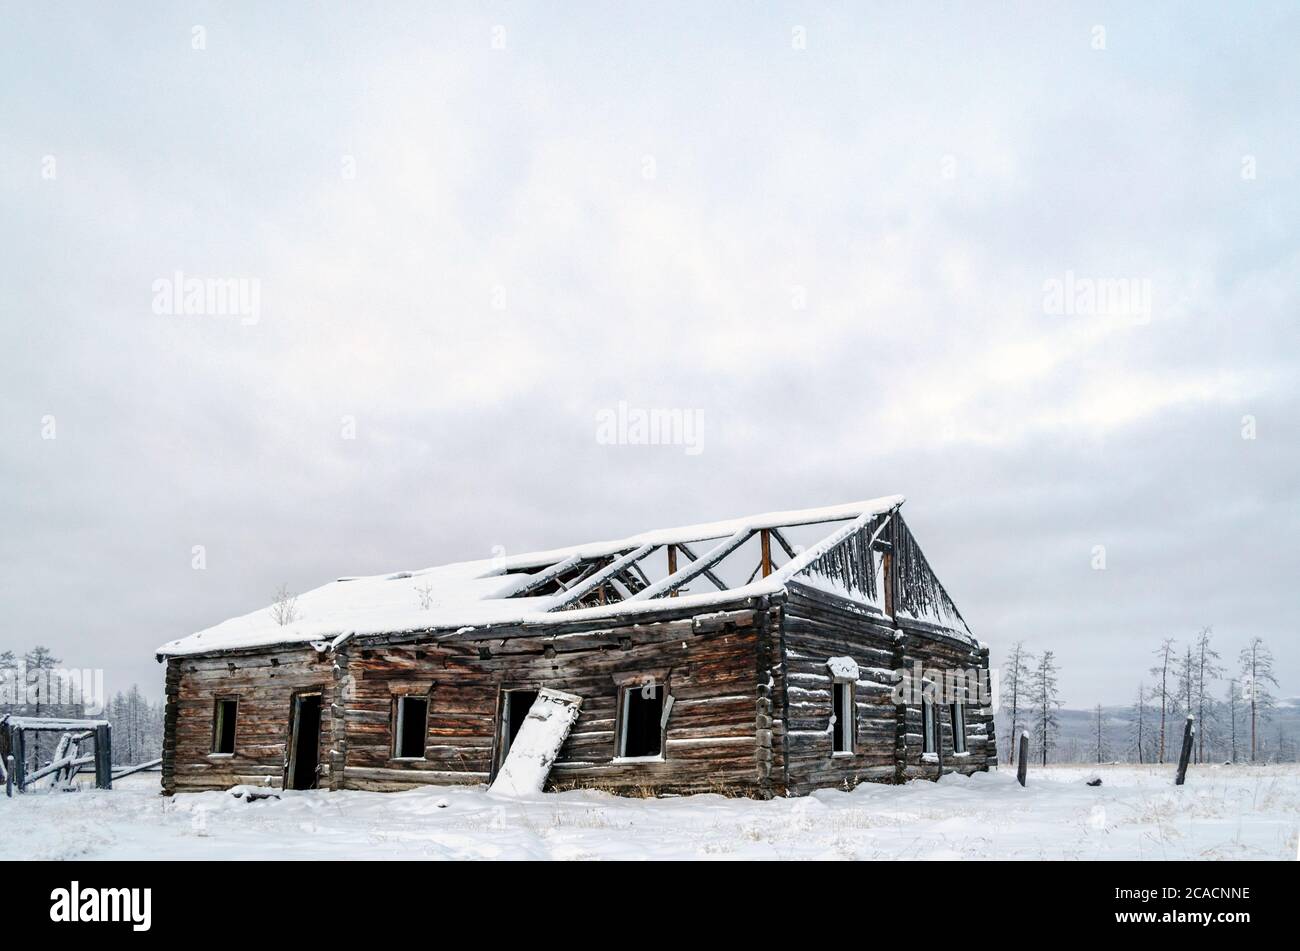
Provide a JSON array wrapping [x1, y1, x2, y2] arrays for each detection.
[[10, 859, 1288, 937]]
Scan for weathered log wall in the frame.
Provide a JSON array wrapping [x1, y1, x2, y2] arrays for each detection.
[[335, 597, 771, 796], [776, 581, 995, 795], [163, 646, 335, 794], [894, 615, 998, 780]]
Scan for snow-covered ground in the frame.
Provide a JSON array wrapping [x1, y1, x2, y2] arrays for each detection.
[[4, 765, 1297, 860]]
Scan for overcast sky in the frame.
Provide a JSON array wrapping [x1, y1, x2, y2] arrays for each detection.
[[2, 3, 1296, 707]]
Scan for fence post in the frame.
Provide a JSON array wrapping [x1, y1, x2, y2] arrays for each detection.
[[1016, 732, 1029, 787], [94, 724, 113, 790], [1175, 715, 1195, 786], [14, 730, 25, 793], [5, 755, 12, 798]]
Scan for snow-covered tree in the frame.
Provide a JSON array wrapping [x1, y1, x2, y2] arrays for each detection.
[[1127, 683, 1154, 764], [0, 649, 14, 715], [1149, 638, 1177, 763], [1001, 641, 1033, 765], [1239, 638, 1278, 763], [1027, 651, 1061, 766], [106, 687, 165, 765], [22, 646, 61, 769], [1224, 678, 1242, 764], [1192, 627, 1223, 763], [1093, 704, 1109, 764]]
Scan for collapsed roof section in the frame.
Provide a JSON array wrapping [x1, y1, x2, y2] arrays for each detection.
[[157, 494, 973, 658]]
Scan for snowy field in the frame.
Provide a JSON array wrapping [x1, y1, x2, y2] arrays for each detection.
[[3, 765, 1298, 860]]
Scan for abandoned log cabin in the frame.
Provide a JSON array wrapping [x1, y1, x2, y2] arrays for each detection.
[[157, 495, 997, 797]]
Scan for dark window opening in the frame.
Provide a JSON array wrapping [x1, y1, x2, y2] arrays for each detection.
[[393, 696, 428, 759], [950, 702, 966, 754], [619, 683, 664, 758], [288, 694, 321, 790], [832, 682, 854, 753], [922, 699, 936, 754], [213, 699, 237, 754]]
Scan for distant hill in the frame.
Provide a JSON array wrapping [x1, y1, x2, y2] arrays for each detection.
[[995, 702, 1299, 764]]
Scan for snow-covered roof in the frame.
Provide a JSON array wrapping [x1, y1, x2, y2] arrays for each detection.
[[157, 495, 907, 658], [0, 716, 110, 731]]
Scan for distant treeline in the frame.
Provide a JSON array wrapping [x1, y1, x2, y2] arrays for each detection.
[[1, 646, 164, 768], [999, 630, 1293, 766]]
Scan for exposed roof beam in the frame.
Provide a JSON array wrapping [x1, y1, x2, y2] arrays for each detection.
[[769, 528, 799, 560], [546, 545, 657, 611], [492, 495, 905, 574], [769, 505, 900, 586], [495, 554, 586, 598], [627, 529, 753, 602], [672, 541, 730, 591]]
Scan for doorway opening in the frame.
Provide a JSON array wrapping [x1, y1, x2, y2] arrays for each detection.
[[495, 688, 539, 773], [286, 693, 322, 790]]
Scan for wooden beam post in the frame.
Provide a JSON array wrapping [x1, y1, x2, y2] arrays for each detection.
[[94, 723, 113, 790], [1175, 715, 1194, 786], [882, 515, 899, 621], [5, 755, 12, 798], [882, 550, 894, 618], [1016, 732, 1029, 787], [667, 545, 678, 597], [14, 729, 26, 793], [760, 530, 772, 578]]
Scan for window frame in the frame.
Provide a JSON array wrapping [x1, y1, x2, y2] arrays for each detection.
[[950, 701, 967, 754], [613, 674, 671, 763], [921, 698, 937, 755], [211, 697, 238, 756], [830, 680, 856, 757], [390, 694, 430, 761]]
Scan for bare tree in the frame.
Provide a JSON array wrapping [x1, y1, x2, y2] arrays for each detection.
[[416, 581, 436, 610], [1192, 627, 1222, 763], [270, 584, 299, 626], [1224, 678, 1240, 764], [0, 649, 14, 715], [1093, 704, 1109, 764], [22, 646, 62, 770], [1176, 643, 1195, 718], [1149, 638, 1177, 763], [1239, 637, 1278, 762], [1027, 651, 1061, 766], [1128, 683, 1150, 764], [1001, 641, 1033, 765]]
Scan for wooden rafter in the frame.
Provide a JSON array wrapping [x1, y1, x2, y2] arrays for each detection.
[[498, 555, 587, 598], [547, 545, 657, 611], [769, 528, 799, 560], [671, 541, 730, 592], [627, 529, 753, 602]]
